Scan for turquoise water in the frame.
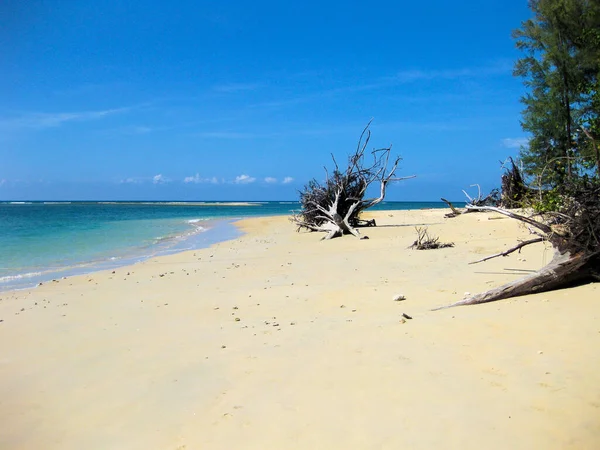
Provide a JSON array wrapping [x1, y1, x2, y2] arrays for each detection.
[[0, 201, 452, 291]]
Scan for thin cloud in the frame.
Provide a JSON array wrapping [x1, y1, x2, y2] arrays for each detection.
[[264, 177, 277, 183], [249, 61, 512, 110], [53, 81, 128, 97], [282, 177, 294, 184], [120, 177, 144, 184], [0, 179, 6, 187], [502, 137, 530, 149], [0, 106, 134, 131], [213, 82, 264, 93], [127, 126, 153, 135], [153, 174, 170, 184], [235, 174, 256, 184], [191, 131, 278, 139], [391, 62, 511, 83]]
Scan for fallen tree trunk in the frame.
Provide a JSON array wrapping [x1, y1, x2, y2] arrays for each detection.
[[434, 250, 599, 310], [433, 179, 600, 309]]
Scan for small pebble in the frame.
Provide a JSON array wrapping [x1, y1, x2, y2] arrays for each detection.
[[393, 294, 406, 301]]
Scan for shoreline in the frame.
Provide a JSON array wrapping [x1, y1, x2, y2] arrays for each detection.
[[0, 218, 244, 293], [0, 202, 460, 293], [1, 208, 598, 449]]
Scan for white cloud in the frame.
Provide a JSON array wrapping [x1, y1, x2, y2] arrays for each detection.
[[184, 173, 220, 184], [235, 174, 256, 184], [264, 177, 277, 184], [0, 179, 6, 187], [282, 177, 294, 184], [153, 174, 170, 184], [502, 138, 529, 149], [184, 173, 202, 184]]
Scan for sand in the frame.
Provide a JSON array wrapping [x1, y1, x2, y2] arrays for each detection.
[[0, 209, 599, 449]]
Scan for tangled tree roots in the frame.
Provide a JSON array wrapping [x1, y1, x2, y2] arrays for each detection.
[[434, 179, 600, 309], [291, 122, 414, 240], [500, 157, 534, 208]]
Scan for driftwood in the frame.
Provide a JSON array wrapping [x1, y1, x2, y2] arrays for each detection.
[[434, 180, 600, 309], [291, 122, 414, 240], [440, 198, 464, 218], [468, 238, 544, 264], [463, 184, 500, 208], [442, 184, 500, 218], [410, 227, 454, 250]]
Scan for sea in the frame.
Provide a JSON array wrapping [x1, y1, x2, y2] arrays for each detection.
[[0, 201, 451, 291]]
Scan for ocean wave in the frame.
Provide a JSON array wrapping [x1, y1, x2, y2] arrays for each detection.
[[154, 223, 207, 244], [0, 271, 43, 283], [8, 202, 33, 205]]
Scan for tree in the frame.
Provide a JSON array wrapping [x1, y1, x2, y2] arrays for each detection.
[[513, 0, 600, 184], [575, 1, 600, 175], [291, 123, 414, 240]]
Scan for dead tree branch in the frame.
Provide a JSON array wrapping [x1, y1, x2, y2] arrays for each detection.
[[468, 238, 544, 264]]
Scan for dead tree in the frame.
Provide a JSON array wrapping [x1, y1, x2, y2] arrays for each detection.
[[291, 122, 415, 240], [434, 179, 600, 309]]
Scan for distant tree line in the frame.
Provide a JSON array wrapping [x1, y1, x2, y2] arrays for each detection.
[[514, 0, 600, 186]]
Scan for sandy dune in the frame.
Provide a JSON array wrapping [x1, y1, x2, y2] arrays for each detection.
[[1, 209, 599, 449]]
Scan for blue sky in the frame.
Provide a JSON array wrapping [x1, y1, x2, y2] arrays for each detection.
[[1, 0, 532, 201]]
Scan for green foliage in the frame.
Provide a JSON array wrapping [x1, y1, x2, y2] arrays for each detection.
[[531, 187, 564, 212], [513, 0, 600, 186]]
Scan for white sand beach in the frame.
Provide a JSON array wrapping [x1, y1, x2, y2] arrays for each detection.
[[0, 209, 599, 449]]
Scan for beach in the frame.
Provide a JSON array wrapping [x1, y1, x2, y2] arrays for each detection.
[[0, 208, 599, 449]]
